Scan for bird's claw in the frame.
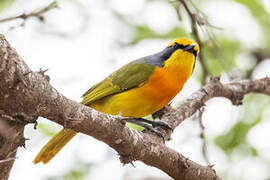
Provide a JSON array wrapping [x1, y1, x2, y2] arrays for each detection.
[[152, 120, 172, 130], [143, 126, 164, 139]]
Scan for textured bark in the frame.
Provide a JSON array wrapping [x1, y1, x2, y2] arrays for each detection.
[[0, 34, 269, 179], [0, 116, 25, 180], [0, 35, 34, 180]]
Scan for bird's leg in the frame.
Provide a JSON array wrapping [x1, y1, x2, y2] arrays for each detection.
[[152, 107, 166, 119], [134, 118, 172, 130], [125, 119, 164, 138]]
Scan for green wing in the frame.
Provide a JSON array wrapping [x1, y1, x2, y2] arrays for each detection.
[[81, 61, 155, 105]]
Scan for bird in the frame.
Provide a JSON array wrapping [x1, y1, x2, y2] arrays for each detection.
[[33, 38, 199, 164]]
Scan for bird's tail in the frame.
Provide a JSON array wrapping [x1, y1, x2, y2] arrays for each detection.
[[33, 128, 77, 164]]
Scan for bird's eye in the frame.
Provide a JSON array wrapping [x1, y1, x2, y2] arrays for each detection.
[[172, 43, 178, 49]]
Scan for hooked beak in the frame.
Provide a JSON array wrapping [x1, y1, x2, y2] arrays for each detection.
[[183, 43, 198, 57], [183, 44, 196, 51]]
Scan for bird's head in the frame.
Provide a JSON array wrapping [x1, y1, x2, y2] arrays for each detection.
[[168, 38, 199, 58], [162, 38, 199, 76]]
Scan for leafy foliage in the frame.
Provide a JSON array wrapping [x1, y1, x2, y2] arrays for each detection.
[[4, 0, 269, 179], [0, 0, 15, 12], [37, 122, 59, 137], [215, 94, 270, 154]]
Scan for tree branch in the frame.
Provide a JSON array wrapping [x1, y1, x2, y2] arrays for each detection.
[[1, 34, 269, 179], [198, 107, 211, 165], [0, 116, 25, 180]]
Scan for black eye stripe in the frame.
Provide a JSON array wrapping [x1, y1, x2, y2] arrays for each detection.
[[171, 42, 198, 57], [171, 42, 186, 50], [153, 42, 198, 67]]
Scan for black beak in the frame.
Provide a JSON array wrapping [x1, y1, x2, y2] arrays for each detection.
[[183, 44, 196, 51], [183, 44, 197, 57]]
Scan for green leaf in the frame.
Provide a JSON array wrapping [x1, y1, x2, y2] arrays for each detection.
[[215, 94, 270, 153], [37, 122, 59, 137], [215, 121, 256, 152]]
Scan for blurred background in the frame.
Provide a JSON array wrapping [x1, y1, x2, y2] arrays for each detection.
[[0, 0, 270, 179]]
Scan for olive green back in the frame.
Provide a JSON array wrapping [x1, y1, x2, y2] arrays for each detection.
[[81, 61, 155, 105]]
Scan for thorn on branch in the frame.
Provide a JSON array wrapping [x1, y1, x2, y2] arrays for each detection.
[[119, 154, 136, 167], [208, 164, 217, 175], [179, 157, 190, 170], [129, 161, 136, 168], [201, 88, 209, 96], [23, 71, 32, 76], [18, 137, 29, 149], [38, 68, 49, 75], [34, 121, 38, 130], [38, 16, 45, 22], [230, 93, 244, 106], [37, 68, 50, 81]]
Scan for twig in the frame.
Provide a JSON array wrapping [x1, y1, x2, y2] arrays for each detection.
[[198, 107, 210, 165], [0, 1, 58, 23], [246, 49, 270, 78]]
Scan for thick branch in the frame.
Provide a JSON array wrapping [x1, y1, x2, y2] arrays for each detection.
[[0, 34, 219, 180], [161, 77, 270, 132], [0, 116, 25, 180], [1, 34, 269, 179]]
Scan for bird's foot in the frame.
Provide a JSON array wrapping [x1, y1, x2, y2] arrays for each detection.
[[124, 118, 164, 139], [123, 117, 172, 139], [142, 125, 164, 139], [132, 118, 172, 130], [151, 120, 172, 130]]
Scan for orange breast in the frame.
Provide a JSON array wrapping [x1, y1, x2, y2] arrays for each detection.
[[90, 66, 190, 118], [141, 67, 186, 102]]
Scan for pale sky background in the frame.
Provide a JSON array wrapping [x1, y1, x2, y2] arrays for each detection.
[[0, 0, 270, 179]]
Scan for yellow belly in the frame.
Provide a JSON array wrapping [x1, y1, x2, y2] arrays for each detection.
[[90, 66, 190, 117]]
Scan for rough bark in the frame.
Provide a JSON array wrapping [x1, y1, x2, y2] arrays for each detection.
[[0, 34, 269, 179], [0, 116, 25, 180]]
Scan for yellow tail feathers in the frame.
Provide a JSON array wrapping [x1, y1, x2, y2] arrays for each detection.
[[33, 129, 77, 164]]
